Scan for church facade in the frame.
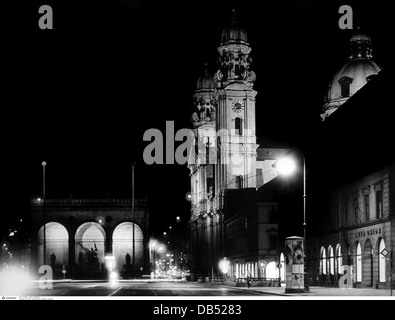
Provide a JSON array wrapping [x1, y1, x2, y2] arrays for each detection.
[[187, 11, 284, 280]]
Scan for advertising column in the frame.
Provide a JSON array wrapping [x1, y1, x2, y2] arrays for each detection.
[[285, 236, 305, 293]]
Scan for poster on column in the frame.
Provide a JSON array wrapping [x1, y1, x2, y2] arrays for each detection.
[[285, 237, 305, 292]]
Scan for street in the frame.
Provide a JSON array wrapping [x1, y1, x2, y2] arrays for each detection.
[[3, 279, 393, 298], [8, 281, 270, 297]]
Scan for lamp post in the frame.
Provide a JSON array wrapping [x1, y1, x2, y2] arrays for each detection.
[[275, 152, 307, 242], [42, 161, 47, 266], [275, 150, 309, 291]]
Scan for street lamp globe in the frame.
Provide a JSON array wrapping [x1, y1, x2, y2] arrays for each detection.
[[151, 240, 158, 249], [219, 258, 230, 274], [276, 156, 297, 176]]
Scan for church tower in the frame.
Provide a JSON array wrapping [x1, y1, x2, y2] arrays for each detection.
[[213, 9, 258, 202], [188, 9, 259, 279]]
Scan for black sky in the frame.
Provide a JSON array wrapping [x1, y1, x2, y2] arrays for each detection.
[[1, 0, 392, 239]]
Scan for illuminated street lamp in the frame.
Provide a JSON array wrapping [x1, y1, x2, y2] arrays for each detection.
[[219, 257, 230, 282], [275, 156, 297, 177], [275, 152, 307, 245], [275, 150, 309, 291]]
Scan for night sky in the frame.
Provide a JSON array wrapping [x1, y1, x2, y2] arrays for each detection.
[[1, 0, 392, 240]]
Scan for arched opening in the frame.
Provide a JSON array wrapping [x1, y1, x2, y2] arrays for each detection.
[[38, 222, 69, 267], [75, 222, 106, 269], [328, 246, 335, 276], [265, 261, 279, 279], [113, 222, 144, 273], [320, 247, 327, 276], [362, 239, 373, 287], [378, 239, 386, 283], [235, 117, 242, 135], [356, 242, 363, 283], [336, 244, 343, 276]]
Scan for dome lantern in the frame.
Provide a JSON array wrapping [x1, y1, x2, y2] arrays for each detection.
[[349, 24, 373, 60]]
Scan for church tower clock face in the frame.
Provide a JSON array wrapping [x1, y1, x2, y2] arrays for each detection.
[[231, 100, 244, 113]]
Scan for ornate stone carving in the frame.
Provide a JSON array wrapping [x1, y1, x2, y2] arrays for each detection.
[[215, 49, 254, 84]]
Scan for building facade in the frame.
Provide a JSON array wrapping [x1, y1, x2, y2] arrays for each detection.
[[30, 198, 150, 278], [309, 165, 395, 288], [224, 189, 280, 281], [309, 27, 394, 289]]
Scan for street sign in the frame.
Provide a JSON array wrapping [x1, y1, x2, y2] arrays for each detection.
[[381, 248, 390, 257]]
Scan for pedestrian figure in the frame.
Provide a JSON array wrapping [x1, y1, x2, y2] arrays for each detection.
[[247, 276, 251, 288]]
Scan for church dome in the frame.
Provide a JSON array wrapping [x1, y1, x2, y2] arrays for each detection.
[[196, 64, 215, 90], [321, 28, 382, 120], [220, 9, 249, 46]]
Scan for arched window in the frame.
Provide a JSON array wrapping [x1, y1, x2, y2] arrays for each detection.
[[339, 76, 353, 98], [235, 176, 243, 189], [235, 117, 242, 135], [266, 262, 280, 279], [336, 245, 343, 275], [328, 246, 335, 276], [356, 242, 362, 282], [379, 239, 386, 283], [320, 247, 327, 275], [341, 82, 351, 98]]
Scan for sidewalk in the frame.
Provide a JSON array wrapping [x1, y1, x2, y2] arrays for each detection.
[[221, 283, 394, 297]]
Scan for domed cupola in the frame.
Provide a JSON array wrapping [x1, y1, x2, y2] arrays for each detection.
[[191, 64, 217, 128], [220, 9, 249, 46], [321, 26, 382, 121], [214, 9, 256, 87], [196, 63, 216, 90]]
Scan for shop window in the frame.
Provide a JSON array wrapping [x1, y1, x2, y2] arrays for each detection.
[[379, 239, 386, 283], [356, 242, 362, 282]]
